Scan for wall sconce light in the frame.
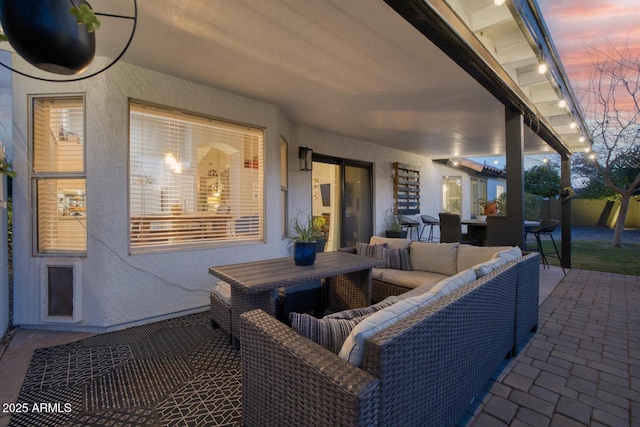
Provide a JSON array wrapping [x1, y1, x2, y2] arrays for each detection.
[[299, 146, 313, 171]]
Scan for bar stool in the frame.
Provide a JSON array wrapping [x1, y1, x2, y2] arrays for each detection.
[[419, 215, 439, 242], [399, 215, 420, 240], [526, 219, 566, 275]]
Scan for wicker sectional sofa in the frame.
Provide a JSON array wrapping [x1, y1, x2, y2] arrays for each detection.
[[239, 239, 540, 426]]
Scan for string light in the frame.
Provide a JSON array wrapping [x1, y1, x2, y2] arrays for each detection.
[[538, 63, 548, 74]]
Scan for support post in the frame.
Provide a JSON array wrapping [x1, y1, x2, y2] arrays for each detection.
[[560, 154, 572, 269], [505, 107, 525, 248]]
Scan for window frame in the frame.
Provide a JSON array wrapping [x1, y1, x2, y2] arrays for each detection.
[[29, 94, 87, 257], [442, 175, 462, 214], [128, 100, 265, 253], [470, 177, 488, 217]]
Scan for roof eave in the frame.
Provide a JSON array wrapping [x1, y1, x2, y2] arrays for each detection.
[[384, 0, 583, 157]]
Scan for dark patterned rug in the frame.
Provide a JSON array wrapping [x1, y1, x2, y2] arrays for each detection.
[[8, 311, 242, 427]]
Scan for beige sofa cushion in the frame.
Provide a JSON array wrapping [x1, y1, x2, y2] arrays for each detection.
[[339, 290, 441, 366], [378, 269, 447, 290], [409, 242, 459, 276], [493, 246, 523, 262], [370, 236, 411, 250], [456, 244, 514, 272], [394, 284, 437, 300], [371, 268, 385, 282], [473, 257, 508, 278], [430, 268, 477, 297]]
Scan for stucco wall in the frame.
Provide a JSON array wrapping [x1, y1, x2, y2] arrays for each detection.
[[11, 58, 288, 331], [10, 57, 449, 332], [288, 125, 443, 239]]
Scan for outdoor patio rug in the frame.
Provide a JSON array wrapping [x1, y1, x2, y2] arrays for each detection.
[[8, 311, 242, 427]]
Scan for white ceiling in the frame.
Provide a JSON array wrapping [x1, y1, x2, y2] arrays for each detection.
[[83, 0, 579, 159]]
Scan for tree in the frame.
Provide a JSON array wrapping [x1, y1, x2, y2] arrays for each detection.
[[574, 40, 640, 247], [524, 164, 561, 198]]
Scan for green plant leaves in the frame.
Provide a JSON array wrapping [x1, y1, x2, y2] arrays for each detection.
[[70, 4, 101, 32]]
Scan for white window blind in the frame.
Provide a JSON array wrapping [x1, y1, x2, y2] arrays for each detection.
[[31, 96, 87, 255], [129, 101, 264, 252]]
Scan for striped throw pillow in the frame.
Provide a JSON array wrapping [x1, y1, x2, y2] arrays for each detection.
[[290, 313, 367, 354], [387, 247, 412, 271], [356, 242, 389, 268], [325, 299, 396, 320]]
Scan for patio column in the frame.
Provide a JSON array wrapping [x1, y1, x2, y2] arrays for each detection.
[[505, 107, 525, 248], [561, 154, 572, 269]]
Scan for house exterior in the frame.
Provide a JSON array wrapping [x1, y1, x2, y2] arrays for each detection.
[[3, 0, 590, 332]]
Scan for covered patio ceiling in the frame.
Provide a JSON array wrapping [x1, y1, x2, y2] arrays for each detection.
[[78, 0, 588, 159]]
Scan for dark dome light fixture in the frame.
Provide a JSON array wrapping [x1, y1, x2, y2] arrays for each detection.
[[0, 0, 137, 82]]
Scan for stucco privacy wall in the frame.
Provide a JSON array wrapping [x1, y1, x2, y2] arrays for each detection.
[[10, 57, 441, 332]]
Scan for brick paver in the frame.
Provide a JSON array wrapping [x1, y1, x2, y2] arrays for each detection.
[[462, 269, 640, 426]]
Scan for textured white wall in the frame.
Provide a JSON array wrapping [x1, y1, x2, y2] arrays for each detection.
[[10, 56, 445, 332], [11, 59, 287, 331], [288, 125, 442, 238]]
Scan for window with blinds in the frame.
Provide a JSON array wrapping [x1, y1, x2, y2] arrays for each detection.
[[129, 101, 264, 252], [31, 96, 87, 255]]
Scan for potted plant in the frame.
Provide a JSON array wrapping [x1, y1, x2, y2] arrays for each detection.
[[312, 215, 328, 252], [0, 0, 101, 75], [478, 198, 499, 216], [0, 153, 16, 178], [290, 212, 322, 266], [384, 208, 407, 238], [560, 186, 575, 202]]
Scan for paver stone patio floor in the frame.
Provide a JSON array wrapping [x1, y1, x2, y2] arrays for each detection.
[[1, 266, 638, 426]]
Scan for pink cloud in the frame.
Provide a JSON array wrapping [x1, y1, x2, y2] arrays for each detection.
[[538, 0, 640, 97]]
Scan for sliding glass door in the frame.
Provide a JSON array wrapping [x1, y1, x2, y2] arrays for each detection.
[[312, 155, 373, 250], [343, 161, 372, 247]]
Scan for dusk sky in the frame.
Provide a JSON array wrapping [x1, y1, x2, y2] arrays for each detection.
[[537, 0, 640, 95]]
